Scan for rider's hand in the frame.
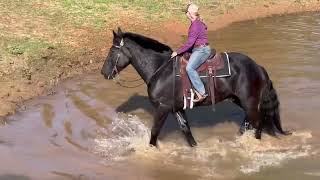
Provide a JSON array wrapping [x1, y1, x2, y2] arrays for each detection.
[[171, 51, 177, 58]]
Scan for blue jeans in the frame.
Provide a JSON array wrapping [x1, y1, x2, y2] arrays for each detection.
[[186, 46, 211, 96]]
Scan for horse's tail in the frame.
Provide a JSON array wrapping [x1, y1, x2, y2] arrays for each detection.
[[259, 79, 289, 136]]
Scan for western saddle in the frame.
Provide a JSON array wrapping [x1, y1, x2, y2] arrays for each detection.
[[179, 49, 226, 110]]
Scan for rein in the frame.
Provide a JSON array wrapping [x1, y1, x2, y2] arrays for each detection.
[[172, 56, 177, 112], [146, 56, 175, 85]]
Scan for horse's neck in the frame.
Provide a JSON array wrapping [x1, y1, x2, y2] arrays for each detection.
[[126, 40, 170, 84]]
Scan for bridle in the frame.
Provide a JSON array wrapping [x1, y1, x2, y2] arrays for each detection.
[[110, 39, 144, 88], [110, 37, 177, 112], [110, 38, 124, 78]]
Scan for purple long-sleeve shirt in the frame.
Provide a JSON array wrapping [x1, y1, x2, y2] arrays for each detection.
[[176, 19, 209, 55]]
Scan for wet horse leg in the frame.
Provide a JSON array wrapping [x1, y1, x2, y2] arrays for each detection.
[[241, 100, 263, 139], [149, 107, 169, 147], [175, 110, 197, 147], [233, 96, 262, 138], [232, 97, 253, 135], [247, 108, 263, 139]]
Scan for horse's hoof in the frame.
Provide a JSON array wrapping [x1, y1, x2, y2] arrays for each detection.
[[187, 139, 198, 147], [282, 130, 292, 136], [149, 139, 157, 147], [238, 128, 245, 135], [149, 143, 158, 148], [255, 133, 262, 140], [189, 142, 197, 147]]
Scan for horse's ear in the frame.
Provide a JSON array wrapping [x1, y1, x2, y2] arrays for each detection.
[[112, 30, 117, 38], [117, 27, 123, 36]]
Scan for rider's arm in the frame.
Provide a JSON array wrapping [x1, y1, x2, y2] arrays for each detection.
[[176, 22, 200, 55]]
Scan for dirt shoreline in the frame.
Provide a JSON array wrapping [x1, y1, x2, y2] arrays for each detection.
[[1, 2, 320, 118]]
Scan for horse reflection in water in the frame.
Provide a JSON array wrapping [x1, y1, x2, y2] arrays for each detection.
[[101, 28, 290, 147]]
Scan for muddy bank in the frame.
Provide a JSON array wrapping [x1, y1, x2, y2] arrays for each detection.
[[1, 1, 320, 117]]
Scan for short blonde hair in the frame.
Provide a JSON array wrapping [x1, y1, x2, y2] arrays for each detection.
[[186, 3, 200, 18], [187, 3, 199, 14]]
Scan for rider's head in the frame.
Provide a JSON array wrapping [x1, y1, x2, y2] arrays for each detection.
[[185, 3, 199, 21]]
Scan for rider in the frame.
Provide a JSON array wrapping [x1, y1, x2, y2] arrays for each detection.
[[171, 3, 211, 102]]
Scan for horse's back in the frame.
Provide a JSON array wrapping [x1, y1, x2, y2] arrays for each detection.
[[228, 52, 258, 65], [228, 52, 266, 74], [227, 52, 270, 92]]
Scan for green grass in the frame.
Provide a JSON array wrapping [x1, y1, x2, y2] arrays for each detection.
[[5, 38, 54, 57], [0, 35, 60, 77]]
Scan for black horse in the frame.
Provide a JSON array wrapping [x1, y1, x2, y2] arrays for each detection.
[[101, 28, 290, 147]]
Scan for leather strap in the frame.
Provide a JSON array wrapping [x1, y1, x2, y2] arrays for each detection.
[[172, 57, 177, 112], [194, 43, 209, 48]]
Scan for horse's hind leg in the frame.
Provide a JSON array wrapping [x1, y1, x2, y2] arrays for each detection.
[[232, 97, 253, 134], [245, 106, 263, 139], [234, 97, 262, 139], [149, 107, 169, 147], [175, 110, 197, 147]]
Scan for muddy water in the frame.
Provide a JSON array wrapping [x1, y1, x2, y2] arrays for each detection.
[[1, 12, 320, 179]]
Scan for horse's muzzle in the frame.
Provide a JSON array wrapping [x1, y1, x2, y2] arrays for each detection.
[[104, 74, 113, 80], [101, 70, 113, 80]]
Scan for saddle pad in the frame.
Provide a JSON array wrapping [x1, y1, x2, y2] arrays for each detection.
[[175, 52, 231, 78]]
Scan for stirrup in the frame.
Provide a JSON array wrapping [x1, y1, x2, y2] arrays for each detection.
[[193, 91, 208, 103]]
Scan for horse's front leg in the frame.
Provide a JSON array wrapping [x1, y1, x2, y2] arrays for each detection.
[[175, 111, 197, 147], [149, 107, 169, 147]]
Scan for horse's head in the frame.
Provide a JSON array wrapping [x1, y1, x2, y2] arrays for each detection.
[[101, 27, 131, 79]]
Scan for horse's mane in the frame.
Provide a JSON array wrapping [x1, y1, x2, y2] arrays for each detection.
[[123, 32, 172, 53]]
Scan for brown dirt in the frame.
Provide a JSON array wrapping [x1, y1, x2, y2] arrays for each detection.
[[0, 1, 320, 117]]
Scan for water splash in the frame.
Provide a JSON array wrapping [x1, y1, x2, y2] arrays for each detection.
[[93, 113, 150, 160], [304, 171, 320, 177], [93, 114, 315, 178], [236, 130, 312, 173]]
